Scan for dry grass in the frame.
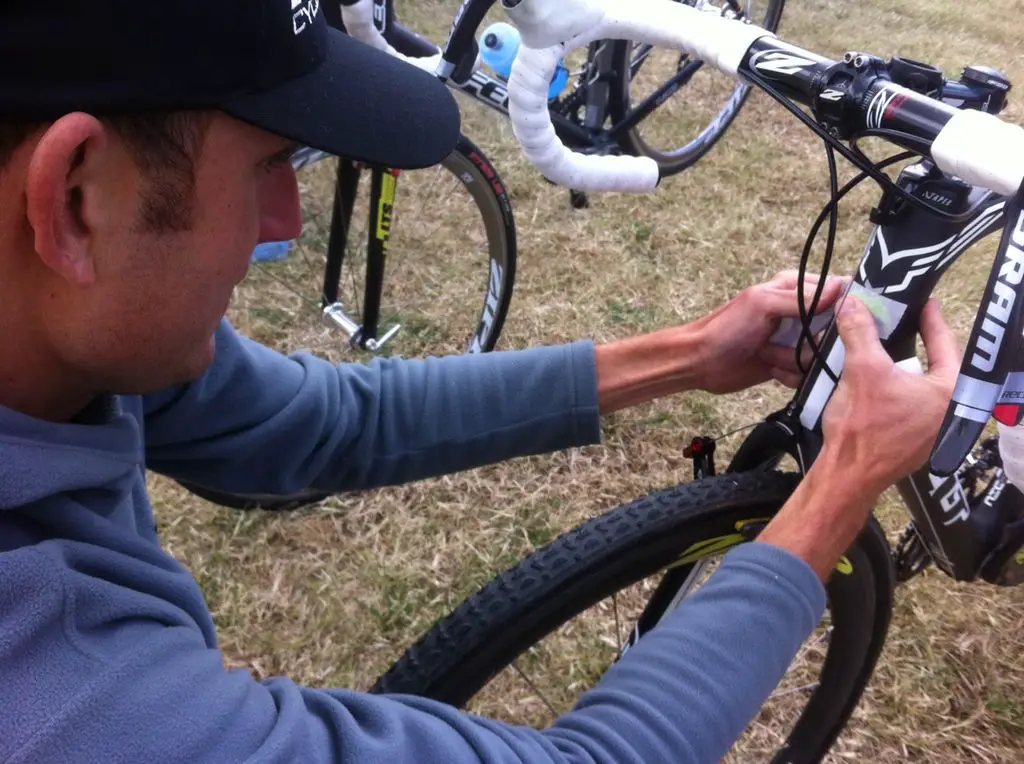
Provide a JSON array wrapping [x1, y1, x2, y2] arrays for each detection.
[[150, 0, 1024, 760]]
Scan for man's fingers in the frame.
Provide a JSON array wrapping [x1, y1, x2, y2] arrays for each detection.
[[769, 270, 815, 289], [761, 276, 844, 320], [800, 276, 844, 312], [759, 343, 807, 372], [770, 366, 803, 388], [919, 299, 962, 377], [836, 297, 883, 358]]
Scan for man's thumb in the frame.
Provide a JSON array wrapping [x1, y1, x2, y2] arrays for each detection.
[[837, 297, 881, 354]]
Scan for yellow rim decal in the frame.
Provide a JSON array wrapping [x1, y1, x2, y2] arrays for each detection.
[[666, 520, 854, 576], [667, 518, 771, 569], [669, 534, 746, 568]]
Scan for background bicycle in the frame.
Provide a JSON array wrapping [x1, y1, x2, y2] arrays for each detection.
[[232, 0, 785, 368], [154, 0, 1024, 761], [336, 0, 787, 188]]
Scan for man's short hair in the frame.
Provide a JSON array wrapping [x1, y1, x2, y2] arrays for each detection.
[[0, 111, 211, 232]]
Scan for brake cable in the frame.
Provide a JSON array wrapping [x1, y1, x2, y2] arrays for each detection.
[[739, 68, 971, 379]]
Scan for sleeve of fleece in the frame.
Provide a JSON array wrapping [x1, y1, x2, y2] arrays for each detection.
[[3, 543, 825, 764], [141, 320, 601, 495]]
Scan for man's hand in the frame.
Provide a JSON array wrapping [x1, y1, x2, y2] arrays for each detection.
[[595, 270, 842, 413], [822, 296, 960, 494], [758, 296, 960, 580], [691, 270, 844, 394]]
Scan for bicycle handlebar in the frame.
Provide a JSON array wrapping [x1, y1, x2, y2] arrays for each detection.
[[506, 0, 766, 191], [501, 0, 1024, 197], [341, 0, 445, 75]]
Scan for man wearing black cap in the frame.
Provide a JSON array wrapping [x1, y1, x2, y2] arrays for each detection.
[[0, 1, 958, 762]]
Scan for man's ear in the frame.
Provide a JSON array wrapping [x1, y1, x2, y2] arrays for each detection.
[[25, 113, 110, 286]]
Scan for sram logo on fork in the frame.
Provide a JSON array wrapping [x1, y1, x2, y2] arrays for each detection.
[[931, 182, 1024, 475]]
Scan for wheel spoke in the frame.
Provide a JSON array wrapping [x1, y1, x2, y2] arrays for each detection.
[[768, 681, 819, 701], [790, 626, 832, 666], [511, 660, 561, 723], [256, 262, 322, 309], [612, 593, 623, 654]]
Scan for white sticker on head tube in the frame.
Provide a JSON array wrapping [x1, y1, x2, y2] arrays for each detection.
[[769, 279, 905, 348], [844, 281, 907, 340]]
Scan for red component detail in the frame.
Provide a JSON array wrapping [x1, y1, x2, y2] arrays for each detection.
[[683, 437, 704, 458], [994, 404, 1021, 426], [884, 93, 910, 121], [492, 181, 505, 196]]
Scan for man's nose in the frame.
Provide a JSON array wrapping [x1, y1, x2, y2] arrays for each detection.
[[257, 164, 302, 244]]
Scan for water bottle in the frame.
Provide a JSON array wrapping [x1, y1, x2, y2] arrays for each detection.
[[251, 240, 293, 263], [999, 422, 1024, 488], [478, 22, 569, 101]]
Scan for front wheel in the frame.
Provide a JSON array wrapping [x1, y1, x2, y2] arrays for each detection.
[[373, 470, 894, 763]]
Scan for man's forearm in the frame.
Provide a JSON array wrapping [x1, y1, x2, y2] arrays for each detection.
[[756, 447, 881, 580], [596, 324, 708, 413], [145, 321, 603, 494]]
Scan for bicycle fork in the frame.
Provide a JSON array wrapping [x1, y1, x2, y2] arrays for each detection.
[[321, 160, 402, 352]]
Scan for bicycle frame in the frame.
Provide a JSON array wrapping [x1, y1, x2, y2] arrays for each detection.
[[371, 0, 1019, 575], [695, 34, 1024, 583]]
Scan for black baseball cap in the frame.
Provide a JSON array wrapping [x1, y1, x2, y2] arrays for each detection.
[[0, 0, 460, 169]]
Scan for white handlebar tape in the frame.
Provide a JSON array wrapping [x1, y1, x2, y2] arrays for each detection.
[[505, 0, 774, 192], [502, 0, 606, 49], [931, 109, 1024, 197], [341, 0, 443, 75], [510, 45, 660, 192]]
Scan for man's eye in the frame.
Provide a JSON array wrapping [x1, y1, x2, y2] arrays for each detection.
[[261, 155, 292, 173], [261, 146, 300, 172]]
